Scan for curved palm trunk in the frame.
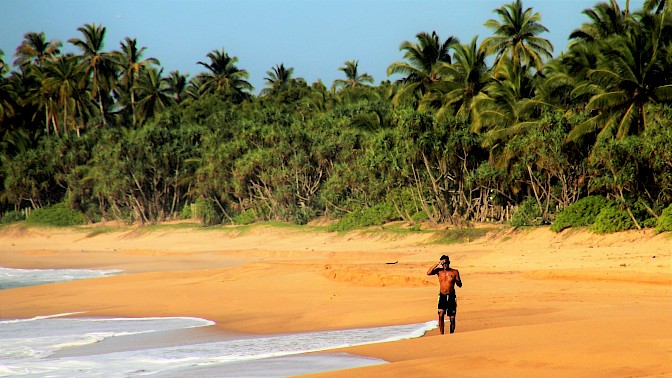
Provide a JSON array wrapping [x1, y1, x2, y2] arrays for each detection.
[[131, 89, 136, 126], [94, 66, 107, 127], [98, 90, 106, 126], [44, 104, 50, 134], [63, 100, 67, 136]]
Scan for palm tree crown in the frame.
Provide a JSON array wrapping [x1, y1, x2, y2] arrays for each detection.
[[482, 0, 553, 71], [165, 70, 189, 103], [196, 49, 253, 100], [334, 60, 373, 90], [0, 49, 7, 75], [643, 0, 669, 13], [43, 54, 88, 136], [113, 37, 159, 126], [433, 36, 490, 119], [569, 0, 633, 45], [68, 23, 116, 126], [135, 67, 174, 124], [14, 32, 62, 68], [567, 13, 672, 141], [387, 31, 457, 105], [261, 63, 294, 96]]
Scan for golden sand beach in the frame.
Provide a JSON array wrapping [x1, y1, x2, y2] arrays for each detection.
[[1, 223, 671, 377]]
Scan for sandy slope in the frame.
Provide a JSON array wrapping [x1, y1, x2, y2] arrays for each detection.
[[1, 223, 670, 377]]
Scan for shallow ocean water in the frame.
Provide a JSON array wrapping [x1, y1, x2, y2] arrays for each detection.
[[0, 267, 122, 290], [0, 314, 436, 377]]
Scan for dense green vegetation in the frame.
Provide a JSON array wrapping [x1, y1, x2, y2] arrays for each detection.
[[24, 202, 88, 226], [1, 1, 671, 233], [550, 196, 613, 232]]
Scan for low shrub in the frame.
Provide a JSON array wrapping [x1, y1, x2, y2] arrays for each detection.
[[292, 206, 317, 225], [180, 203, 193, 220], [328, 201, 399, 232], [551, 196, 612, 232], [642, 217, 658, 228], [411, 210, 429, 222], [510, 197, 542, 227], [655, 204, 672, 234], [193, 198, 221, 226], [590, 206, 633, 234], [25, 203, 87, 227], [0, 210, 26, 224], [233, 210, 257, 225]]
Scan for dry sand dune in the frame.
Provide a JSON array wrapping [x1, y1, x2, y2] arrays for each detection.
[[1, 222, 670, 377]]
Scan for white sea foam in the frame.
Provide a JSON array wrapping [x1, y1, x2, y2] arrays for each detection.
[[0, 315, 437, 377], [0, 267, 122, 290], [0, 316, 215, 359]]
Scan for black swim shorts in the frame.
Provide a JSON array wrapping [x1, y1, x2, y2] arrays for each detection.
[[437, 293, 457, 316]]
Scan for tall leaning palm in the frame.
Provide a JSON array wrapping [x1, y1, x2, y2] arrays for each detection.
[[196, 49, 253, 101], [333, 60, 373, 90], [387, 31, 456, 106], [68, 23, 116, 126], [113, 37, 159, 126], [14, 32, 62, 68], [481, 0, 553, 71]]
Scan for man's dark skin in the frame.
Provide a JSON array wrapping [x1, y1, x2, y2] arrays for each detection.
[[427, 256, 462, 334]]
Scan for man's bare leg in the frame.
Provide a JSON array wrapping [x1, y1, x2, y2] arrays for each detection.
[[438, 310, 445, 334], [449, 315, 456, 334]]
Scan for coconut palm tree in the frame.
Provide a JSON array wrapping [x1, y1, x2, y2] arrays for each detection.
[[567, 14, 672, 141], [471, 59, 540, 145], [644, 0, 669, 13], [569, 0, 634, 45], [0, 49, 14, 123], [14, 32, 62, 69], [481, 0, 553, 71], [113, 37, 159, 126], [165, 70, 188, 104], [43, 54, 88, 136], [432, 36, 490, 120], [0, 53, 17, 124], [301, 80, 336, 113], [540, 36, 609, 113], [0, 49, 7, 75], [68, 23, 116, 126], [135, 67, 174, 124], [20, 65, 59, 134], [545, 0, 638, 112], [333, 60, 373, 90], [260, 63, 294, 96], [196, 48, 252, 101], [387, 31, 457, 106]]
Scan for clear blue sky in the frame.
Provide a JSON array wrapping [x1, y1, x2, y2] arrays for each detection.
[[2, 0, 642, 92]]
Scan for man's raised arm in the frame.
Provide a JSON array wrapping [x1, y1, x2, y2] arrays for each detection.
[[427, 262, 440, 275]]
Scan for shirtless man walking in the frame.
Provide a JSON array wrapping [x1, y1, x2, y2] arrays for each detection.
[[427, 255, 462, 334]]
